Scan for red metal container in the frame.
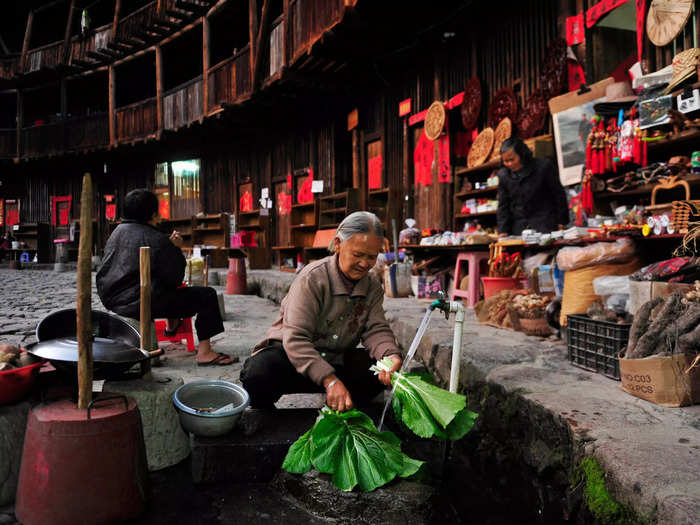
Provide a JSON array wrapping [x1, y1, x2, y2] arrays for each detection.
[[226, 256, 247, 295], [15, 395, 149, 525]]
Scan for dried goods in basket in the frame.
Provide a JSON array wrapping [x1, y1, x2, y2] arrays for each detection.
[[490, 117, 512, 161], [672, 200, 700, 234]]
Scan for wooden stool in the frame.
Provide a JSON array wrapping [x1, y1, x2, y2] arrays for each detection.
[[154, 318, 196, 352], [451, 251, 490, 307]]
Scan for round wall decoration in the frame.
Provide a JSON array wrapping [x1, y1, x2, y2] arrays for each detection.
[[516, 89, 548, 139], [467, 127, 495, 168], [647, 0, 693, 47], [540, 38, 567, 100], [460, 77, 482, 129], [487, 88, 518, 129], [424, 101, 446, 141], [490, 117, 512, 161]]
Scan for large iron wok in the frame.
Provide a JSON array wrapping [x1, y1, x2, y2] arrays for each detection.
[[26, 309, 163, 380]]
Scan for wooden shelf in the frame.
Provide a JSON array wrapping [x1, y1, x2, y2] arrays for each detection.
[[369, 188, 389, 195], [454, 159, 501, 177], [455, 186, 499, 198], [291, 224, 317, 230], [292, 202, 314, 209], [596, 173, 700, 199], [320, 207, 345, 215], [272, 245, 302, 250], [455, 210, 498, 218], [647, 129, 700, 152]]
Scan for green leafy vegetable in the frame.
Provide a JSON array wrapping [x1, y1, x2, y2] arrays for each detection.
[[372, 357, 478, 441], [282, 407, 425, 492]]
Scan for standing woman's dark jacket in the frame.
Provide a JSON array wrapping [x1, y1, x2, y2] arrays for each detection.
[[497, 157, 569, 235], [97, 220, 186, 317]]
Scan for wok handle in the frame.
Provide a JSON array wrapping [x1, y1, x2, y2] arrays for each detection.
[[145, 347, 165, 358]]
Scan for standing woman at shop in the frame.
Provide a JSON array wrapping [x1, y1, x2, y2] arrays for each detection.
[[496, 137, 569, 236]]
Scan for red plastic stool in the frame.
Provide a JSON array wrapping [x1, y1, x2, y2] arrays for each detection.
[[451, 251, 490, 307], [155, 318, 196, 352]]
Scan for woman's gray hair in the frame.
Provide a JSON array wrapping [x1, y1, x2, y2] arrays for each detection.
[[328, 211, 385, 252]]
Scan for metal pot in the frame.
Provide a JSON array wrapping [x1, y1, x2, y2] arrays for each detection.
[[26, 309, 163, 380], [173, 380, 249, 437]]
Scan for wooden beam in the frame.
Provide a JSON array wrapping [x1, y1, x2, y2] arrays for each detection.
[[351, 128, 360, 191], [108, 65, 116, 144], [252, 0, 271, 91], [166, 9, 193, 21], [77, 172, 94, 410], [202, 15, 210, 115], [16, 90, 22, 158], [156, 45, 163, 131], [63, 0, 76, 64], [21, 11, 34, 73], [282, 0, 289, 68]]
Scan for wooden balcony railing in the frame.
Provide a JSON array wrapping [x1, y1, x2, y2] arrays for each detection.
[[0, 129, 16, 158], [116, 97, 158, 140], [0, 55, 19, 80], [64, 113, 109, 151], [207, 44, 251, 107], [288, 0, 345, 60], [25, 41, 64, 73], [116, 1, 158, 42], [269, 17, 284, 78], [21, 121, 64, 157], [164, 77, 203, 129], [69, 24, 112, 65]]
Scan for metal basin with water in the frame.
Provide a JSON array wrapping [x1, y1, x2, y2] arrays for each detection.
[[173, 380, 249, 437]]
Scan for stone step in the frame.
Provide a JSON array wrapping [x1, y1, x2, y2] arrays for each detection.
[[190, 408, 318, 484]]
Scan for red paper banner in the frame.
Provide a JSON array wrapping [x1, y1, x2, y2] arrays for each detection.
[[277, 191, 292, 216], [105, 203, 116, 221], [158, 198, 170, 220], [297, 176, 313, 204], [408, 109, 429, 127], [6, 209, 19, 226], [566, 12, 585, 45], [368, 155, 383, 190], [568, 59, 587, 91], [414, 132, 434, 186], [446, 91, 465, 110], [0, 199, 4, 227], [398, 98, 412, 117], [438, 135, 450, 183], [239, 191, 253, 212], [636, 0, 645, 63], [586, 0, 630, 28], [50, 196, 72, 226]]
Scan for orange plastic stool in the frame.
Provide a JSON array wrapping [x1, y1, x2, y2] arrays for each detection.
[[450, 251, 490, 307], [155, 318, 196, 352]]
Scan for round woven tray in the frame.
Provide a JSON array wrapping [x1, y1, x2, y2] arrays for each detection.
[[468, 127, 494, 168], [461, 77, 482, 130], [424, 101, 446, 141], [490, 117, 512, 161], [516, 89, 547, 139]]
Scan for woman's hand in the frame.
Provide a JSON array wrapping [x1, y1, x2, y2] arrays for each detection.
[[377, 354, 402, 387], [170, 230, 184, 248], [324, 374, 354, 412]]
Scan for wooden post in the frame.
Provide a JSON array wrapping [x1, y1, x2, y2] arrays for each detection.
[[253, 0, 271, 90], [108, 65, 116, 144], [16, 90, 23, 158], [77, 173, 94, 410], [21, 11, 34, 72], [202, 15, 210, 115], [402, 118, 411, 220], [140, 247, 152, 351], [248, 0, 259, 83], [63, 0, 76, 64], [112, 0, 122, 38], [156, 46, 163, 132], [282, 0, 289, 68]]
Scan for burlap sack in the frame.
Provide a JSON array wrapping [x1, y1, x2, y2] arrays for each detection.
[[560, 259, 642, 327], [619, 353, 700, 407]]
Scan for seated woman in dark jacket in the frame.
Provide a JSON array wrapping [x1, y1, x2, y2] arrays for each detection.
[[97, 189, 234, 366], [496, 138, 569, 236]]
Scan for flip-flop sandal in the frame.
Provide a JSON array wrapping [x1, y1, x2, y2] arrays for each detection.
[[164, 319, 184, 336], [196, 352, 239, 367]]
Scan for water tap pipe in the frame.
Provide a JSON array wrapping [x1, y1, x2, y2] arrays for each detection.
[[429, 293, 465, 393]]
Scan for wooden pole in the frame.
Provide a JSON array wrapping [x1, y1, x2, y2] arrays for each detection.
[[253, 0, 271, 90], [112, 0, 122, 38], [248, 0, 259, 83], [108, 65, 116, 144], [21, 11, 34, 73], [77, 173, 94, 410], [351, 128, 360, 190], [402, 117, 411, 220], [140, 247, 152, 351], [16, 90, 23, 158], [63, 0, 76, 64], [202, 15, 210, 115], [156, 46, 163, 132]]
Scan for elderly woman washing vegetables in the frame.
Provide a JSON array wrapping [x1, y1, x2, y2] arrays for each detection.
[[241, 212, 402, 411]]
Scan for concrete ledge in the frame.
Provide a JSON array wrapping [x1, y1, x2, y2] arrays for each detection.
[[191, 408, 318, 484], [0, 402, 30, 506]]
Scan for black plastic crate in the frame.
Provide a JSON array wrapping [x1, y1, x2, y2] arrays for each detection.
[[566, 314, 631, 380]]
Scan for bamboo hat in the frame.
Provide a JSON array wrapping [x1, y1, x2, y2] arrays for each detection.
[[664, 48, 700, 94], [593, 82, 638, 116]]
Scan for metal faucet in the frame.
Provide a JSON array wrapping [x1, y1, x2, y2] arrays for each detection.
[[429, 290, 466, 393]]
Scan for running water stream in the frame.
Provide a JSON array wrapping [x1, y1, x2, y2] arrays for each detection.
[[377, 306, 434, 431]]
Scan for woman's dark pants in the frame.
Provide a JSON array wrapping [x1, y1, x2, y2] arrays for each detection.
[[240, 346, 385, 409]]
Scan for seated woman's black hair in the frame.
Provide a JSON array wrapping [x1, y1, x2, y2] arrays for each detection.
[[123, 189, 159, 224], [500, 137, 534, 165]]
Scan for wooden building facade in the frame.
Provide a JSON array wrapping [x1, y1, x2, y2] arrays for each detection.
[[0, 0, 697, 265]]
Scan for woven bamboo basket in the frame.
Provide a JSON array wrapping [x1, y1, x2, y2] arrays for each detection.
[[671, 200, 700, 234], [518, 317, 552, 336]]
